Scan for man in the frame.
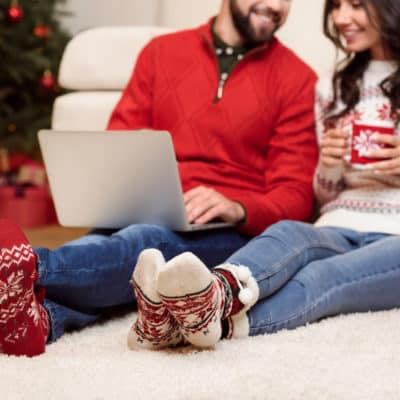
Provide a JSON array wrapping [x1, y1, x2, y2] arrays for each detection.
[[0, 0, 318, 357]]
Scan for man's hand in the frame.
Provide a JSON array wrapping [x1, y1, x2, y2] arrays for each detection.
[[183, 186, 245, 225]]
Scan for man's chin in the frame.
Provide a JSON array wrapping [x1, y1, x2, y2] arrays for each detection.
[[250, 29, 275, 45], [248, 20, 279, 43]]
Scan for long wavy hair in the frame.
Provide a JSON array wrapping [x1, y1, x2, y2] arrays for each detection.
[[323, 0, 400, 125]]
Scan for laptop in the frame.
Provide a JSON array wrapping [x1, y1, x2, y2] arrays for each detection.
[[38, 129, 234, 232]]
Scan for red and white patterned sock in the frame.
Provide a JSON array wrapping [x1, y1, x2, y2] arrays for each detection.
[[157, 252, 259, 348], [127, 249, 183, 350], [0, 219, 49, 357], [214, 264, 259, 340]]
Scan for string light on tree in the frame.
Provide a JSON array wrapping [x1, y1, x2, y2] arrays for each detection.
[[1, 0, 70, 156], [33, 24, 51, 38], [39, 69, 56, 91], [7, 124, 17, 134], [7, 0, 24, 22]]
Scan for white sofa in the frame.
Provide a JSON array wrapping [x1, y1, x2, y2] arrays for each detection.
[[52, 0, 333, 131], [52, 26, 171, 131]]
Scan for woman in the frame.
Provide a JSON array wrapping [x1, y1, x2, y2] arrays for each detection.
[[127, 0, 400, 350]]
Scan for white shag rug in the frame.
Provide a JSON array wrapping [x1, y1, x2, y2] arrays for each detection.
[[1, 309, 400, 400]]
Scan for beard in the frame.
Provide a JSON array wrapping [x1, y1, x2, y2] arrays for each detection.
[[229, 0, 281, 45]]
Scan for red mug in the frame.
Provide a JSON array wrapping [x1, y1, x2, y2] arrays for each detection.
[[351, 121, 395, 168]]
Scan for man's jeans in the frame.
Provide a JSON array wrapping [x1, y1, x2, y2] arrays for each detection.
[[35, 224, 249, 342], [226, 221, 400, 336]]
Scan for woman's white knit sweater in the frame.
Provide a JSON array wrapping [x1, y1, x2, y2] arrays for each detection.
[[314, 60, 400, 234]]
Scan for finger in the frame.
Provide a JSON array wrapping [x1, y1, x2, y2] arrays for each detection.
[[321, 137, 350, 150], [324, 129, 350, 139], [320, 156, 345, 167], [194, 204, 226, 224], [365, 147, 399, 160], [183, 186, 206, 204], [186, 189, 215, 212], [371, 133, 400, 147], [188, 196, 220, 223], [368, 158, 400, 171], [320, 147, 349, 158], [372, 167, 400, 175], [321, 136, 348, 146]]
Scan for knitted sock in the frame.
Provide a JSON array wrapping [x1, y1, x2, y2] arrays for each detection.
[[157, 252, 259, 348], [127, 249, 183, 350], [0, 219, 49, 357], [214, 264, 259, 340]]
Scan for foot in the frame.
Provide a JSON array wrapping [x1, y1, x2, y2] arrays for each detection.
[[0, 219, 49, 357], [157, 253, 259, 347], [157, 252, 226, 348], [214, 264, 259, 340], [127, 249, 183, 350]]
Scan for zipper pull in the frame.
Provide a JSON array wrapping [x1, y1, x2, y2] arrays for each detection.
[[214, 72, 228, 103], [217, 80, 224, 99]]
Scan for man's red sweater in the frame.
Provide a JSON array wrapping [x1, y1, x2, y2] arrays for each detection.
[[108, 20, 318, 236]]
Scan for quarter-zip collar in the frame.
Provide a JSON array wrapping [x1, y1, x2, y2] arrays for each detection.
[[200, 18, 276, 102]]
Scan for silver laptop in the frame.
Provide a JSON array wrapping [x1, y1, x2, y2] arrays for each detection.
[[38, 129, 233, 232]]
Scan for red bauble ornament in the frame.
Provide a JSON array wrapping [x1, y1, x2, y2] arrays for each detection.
[[39, 70, 56, 91], [7, 5, 24, 22], [33, 25, 51, 38]]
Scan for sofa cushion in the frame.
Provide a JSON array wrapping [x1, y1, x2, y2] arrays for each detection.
[[51, 92, 122, 130], [58, 26, 171, 91]]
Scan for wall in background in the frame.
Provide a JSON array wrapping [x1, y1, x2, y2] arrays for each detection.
[[60, 0, 159, 35], [159, 0, 335, 75], [60, 0, 336, 75]]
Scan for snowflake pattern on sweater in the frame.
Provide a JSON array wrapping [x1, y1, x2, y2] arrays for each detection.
[[313, 60, 400, 234]]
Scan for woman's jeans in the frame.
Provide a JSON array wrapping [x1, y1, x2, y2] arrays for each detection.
[[34, 224, 249, 342], [226, 221, 400, 336]]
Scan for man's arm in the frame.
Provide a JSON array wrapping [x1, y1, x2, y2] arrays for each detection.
[[180, 73, 318, 236], [228, 75, 319, 236], [107, 41, 155, 130]]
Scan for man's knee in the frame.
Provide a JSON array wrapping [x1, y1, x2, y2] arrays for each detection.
[[113, 224, 175, 246]]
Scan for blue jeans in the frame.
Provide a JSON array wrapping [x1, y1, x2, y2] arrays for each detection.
[[35, 224, 249, 342], [226, 221, 400, 336]]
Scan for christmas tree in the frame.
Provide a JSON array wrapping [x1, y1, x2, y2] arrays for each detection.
[[0, 0, 70, 158]]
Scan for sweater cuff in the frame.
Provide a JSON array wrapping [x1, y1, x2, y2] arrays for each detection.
[[234, 195, 274, 237], [314, 162, 345, 195]]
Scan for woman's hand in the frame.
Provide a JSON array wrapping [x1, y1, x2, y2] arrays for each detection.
[[319, 128, 350, 168], [183, 186, 245, 225], [364, 133, 400, 175]]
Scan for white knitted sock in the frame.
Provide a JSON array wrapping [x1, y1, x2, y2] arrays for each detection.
[[127, 249, 183, 350], [157, 253, 259, 348], [157, 252, 223, 347]]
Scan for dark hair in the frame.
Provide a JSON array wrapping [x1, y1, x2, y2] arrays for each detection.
[[323, 0, 400, 125]]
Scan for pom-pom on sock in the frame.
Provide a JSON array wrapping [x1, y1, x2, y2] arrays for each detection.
[[214, 263, 259, 339]]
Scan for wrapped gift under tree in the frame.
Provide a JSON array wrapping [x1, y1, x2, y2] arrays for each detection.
[[0, 149, 56, 227]]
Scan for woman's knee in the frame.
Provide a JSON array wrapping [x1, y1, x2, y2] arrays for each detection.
[[257, 220, 312, 241]]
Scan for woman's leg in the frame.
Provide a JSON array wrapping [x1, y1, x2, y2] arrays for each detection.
[[248, 233, 400, 336], [226, 221, 357, 299], [142, 223, 366, 347]]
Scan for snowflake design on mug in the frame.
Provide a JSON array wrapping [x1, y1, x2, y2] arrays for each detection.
[[353, 129, 381, 156]]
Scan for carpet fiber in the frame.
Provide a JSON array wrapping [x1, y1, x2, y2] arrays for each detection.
[[1, 308, 399, 399]]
